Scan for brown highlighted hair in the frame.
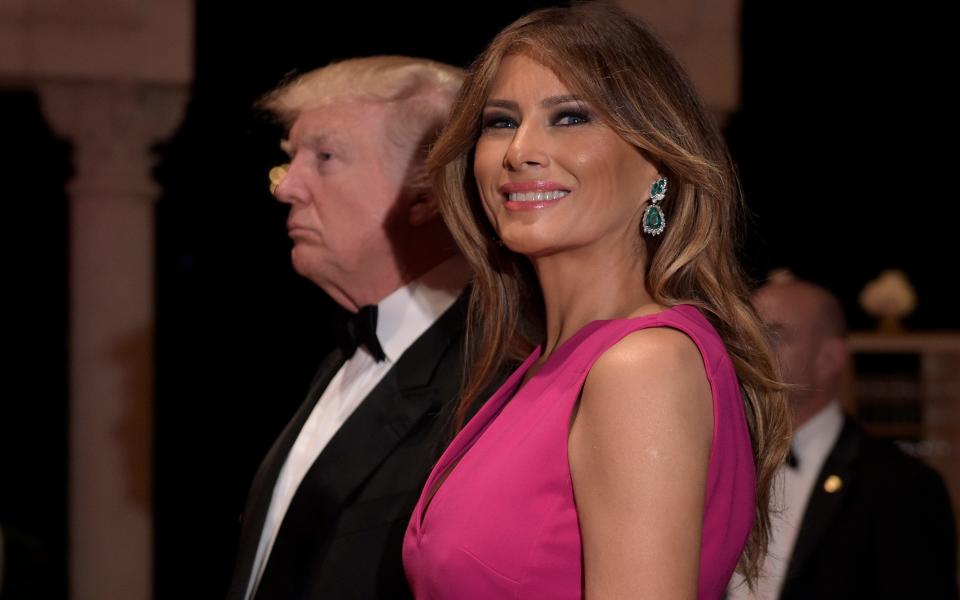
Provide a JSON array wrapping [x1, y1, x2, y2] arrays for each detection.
[[429, 3, 790, 585]]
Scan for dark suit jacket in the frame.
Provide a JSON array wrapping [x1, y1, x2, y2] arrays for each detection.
[[226, 294, 472, 600], [780, 417, 958, 600]]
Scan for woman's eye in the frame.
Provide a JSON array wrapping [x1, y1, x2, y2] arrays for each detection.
[[555, 111, 590, 126], [482, 114, 517, 130]]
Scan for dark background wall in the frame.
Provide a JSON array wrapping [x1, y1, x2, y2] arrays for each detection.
[[728, 3, 959, 330], [0, 90, 70, 600]]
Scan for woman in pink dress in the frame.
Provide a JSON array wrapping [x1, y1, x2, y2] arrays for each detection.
[[403, 4, 790, 598]]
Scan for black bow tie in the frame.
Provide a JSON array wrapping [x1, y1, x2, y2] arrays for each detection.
[[334, 305, 386, 362]]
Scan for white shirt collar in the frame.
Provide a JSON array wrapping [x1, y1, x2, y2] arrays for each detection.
[[374, 255, 471, 363], [792, 399, 844, 471]]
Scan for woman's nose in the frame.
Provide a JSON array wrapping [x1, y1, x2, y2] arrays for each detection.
[[503, 123, 550, 171]]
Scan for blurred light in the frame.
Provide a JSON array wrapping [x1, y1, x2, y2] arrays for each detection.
[[823, 474, 843, 493], [268, 164, 289, 195]]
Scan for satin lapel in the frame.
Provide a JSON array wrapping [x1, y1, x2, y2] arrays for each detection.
[[252, 296, 468, 599], [282, 293, 467, 521], [224, 349, 345, 600], [784, 417, 863, 583]]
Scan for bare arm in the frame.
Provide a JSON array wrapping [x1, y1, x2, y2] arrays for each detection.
[[569, 327, 713, 599]]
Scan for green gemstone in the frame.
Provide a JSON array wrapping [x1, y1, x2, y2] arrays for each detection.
[[651, 178, 666, 198], [644, 206, 663, 230]]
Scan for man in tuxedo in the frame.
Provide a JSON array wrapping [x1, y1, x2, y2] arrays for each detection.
[[729, 276, 957, 599], [225, 56, 470, 600]]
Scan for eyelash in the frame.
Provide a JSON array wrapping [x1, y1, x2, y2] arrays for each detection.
[[481, 114, 517, 130], [481, 109, 592, 131], [555, 110, 590, 126]]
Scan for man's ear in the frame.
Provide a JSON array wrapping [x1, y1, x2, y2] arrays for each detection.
[[816, 337, 849, 381], [408, 191, 440, 226]]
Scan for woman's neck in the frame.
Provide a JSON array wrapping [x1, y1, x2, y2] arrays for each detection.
[[531, 241, 661, 360]]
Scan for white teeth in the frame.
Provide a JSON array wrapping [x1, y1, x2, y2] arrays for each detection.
[[507, 190, 569, 202]]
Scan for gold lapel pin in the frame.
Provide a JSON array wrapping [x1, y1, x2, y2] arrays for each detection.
[[823, 474, 843, 493]]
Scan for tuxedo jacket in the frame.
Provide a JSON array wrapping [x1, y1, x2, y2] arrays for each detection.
[[780, 416, 958, 600], [226, 294, 472, 600]]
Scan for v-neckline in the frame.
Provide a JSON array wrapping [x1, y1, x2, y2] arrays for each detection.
[[415, 345, 541, 531], [411, 305, 690, 538], [414, 315, 621, 534]]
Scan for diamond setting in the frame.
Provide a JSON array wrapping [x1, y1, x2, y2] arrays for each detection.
[[650, 177, 667, 202]]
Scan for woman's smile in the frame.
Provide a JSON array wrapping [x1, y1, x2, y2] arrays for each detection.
[[500, 180, 571, 211]]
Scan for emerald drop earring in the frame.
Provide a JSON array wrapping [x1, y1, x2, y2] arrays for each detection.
[[642, 176, 667, 236]]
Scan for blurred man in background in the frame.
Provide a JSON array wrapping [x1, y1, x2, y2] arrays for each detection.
[[729, 276, 957, 599]]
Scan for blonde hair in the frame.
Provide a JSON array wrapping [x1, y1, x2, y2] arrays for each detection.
[[259, 56, 465, 193], [429, 4, 790, 585]]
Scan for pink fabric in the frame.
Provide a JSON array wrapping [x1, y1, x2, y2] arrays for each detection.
[[403, 305, 755, 599]]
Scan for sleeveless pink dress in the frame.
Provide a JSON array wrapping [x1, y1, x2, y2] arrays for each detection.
[[403, 305, 756, 599]]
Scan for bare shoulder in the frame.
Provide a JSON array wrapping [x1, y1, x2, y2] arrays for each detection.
[[571, 325, 714, 483], [569, 326, 714, 597], [581, 326, 713, 423]]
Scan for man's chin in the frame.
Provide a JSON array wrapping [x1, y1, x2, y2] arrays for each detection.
[[290, 252, 323, 280]]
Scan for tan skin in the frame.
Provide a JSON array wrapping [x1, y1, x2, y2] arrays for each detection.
[[474, 53, 713, 599]]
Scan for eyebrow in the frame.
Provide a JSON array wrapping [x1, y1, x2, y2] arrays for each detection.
[[280, 133, 343, 157], [484, 95, 586, 111]]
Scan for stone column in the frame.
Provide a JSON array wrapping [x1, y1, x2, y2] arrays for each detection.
[[38, 82, 186, 600]]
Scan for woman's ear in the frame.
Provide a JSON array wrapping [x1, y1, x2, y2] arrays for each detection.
[[408, 192, 441, 226]]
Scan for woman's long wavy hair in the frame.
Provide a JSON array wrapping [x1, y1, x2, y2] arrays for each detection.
[[429, 2, 790, 584]]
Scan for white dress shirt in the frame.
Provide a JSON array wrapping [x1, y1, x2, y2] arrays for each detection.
[[244, 255, 469, 600], [728, 400, 844, 600]]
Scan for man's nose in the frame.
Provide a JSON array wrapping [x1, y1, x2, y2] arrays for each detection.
[[272, 162, 305, 205]]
